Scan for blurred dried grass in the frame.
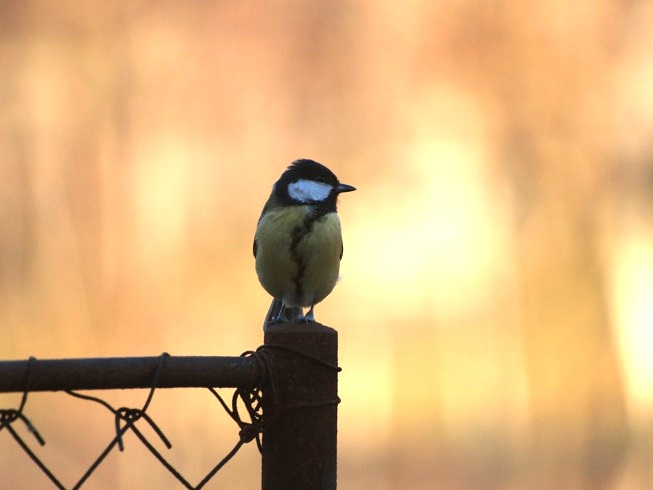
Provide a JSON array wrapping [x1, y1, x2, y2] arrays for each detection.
[[1, 1, 652, 488]]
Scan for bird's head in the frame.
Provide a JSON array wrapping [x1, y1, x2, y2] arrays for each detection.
[[274, 159, 355, 209]]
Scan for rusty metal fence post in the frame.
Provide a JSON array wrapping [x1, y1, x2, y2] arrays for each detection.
[[262, 322, 339, 490]]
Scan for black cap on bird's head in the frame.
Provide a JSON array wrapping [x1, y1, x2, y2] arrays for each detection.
[[274, 159, 355, 209]]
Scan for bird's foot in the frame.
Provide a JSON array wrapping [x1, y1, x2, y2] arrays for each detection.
[[264, 303, 304, 330], [293, 305, 315, 324], [264, 316, 291, 330]]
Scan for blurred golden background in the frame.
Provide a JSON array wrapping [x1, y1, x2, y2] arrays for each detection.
[[1, 1, 652, 488]]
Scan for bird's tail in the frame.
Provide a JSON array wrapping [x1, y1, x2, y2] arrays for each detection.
[[263, 298, 302, 329]]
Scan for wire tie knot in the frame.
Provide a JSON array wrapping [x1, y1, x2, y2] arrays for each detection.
[[238, 424, 261, 444]]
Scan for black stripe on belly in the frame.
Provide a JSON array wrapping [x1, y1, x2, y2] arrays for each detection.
[[289, 210, 323, 303]]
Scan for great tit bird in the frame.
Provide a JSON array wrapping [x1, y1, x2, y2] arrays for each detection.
[[254, 159, 355, 327]]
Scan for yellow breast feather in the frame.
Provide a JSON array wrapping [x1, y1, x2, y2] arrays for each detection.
[[255, 206, 343, 307]]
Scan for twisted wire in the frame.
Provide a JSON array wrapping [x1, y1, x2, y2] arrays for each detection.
[[65, 353, 179, 489], [0, 357, 62, 488]]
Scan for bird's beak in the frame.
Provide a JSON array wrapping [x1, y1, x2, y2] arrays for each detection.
[[336, 183, 356, 193]]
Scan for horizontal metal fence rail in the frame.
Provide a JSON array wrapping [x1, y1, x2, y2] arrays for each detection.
[[0, 356, 259, 393]]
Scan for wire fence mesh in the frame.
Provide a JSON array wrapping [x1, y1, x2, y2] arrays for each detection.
[[0, 325, 340, 489]]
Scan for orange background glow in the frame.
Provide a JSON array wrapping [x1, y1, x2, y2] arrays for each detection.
[[2, 2, 653, 488]]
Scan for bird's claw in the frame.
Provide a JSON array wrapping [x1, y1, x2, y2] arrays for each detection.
[[293, 306, 315, 324]]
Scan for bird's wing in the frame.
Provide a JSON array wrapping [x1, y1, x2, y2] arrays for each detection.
[[254, 195, 279, 258]]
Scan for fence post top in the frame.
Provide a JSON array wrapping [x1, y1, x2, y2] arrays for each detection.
[[264, 321, 337, 335]]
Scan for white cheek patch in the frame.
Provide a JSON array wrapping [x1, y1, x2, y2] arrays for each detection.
[[288, 179, 332, 202]]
